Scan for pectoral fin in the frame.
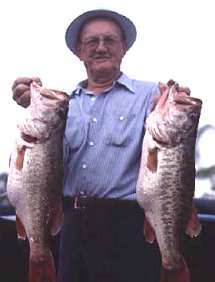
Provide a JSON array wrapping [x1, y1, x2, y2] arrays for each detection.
[[51, 201, 64, 236], [144, 217, 156, 243], [15, 147, 26, 171], [16, 215, 27, 240], [185, 204, 201, 238], [147, 148, 158, 172]]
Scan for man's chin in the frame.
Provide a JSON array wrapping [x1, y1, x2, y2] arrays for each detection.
[[92, 59, 116, 70], [90, 64, 119, 81], [93, 59, 111, 66]]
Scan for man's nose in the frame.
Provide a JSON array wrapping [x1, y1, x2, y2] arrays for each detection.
[[96, 38, 107, 50]]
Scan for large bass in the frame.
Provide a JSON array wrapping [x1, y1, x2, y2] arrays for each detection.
[[7, 82, 69, 282], [137, 81, 202, 282]]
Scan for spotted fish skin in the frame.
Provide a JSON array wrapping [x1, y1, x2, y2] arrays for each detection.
[[136, 83, 202, 282], [7, 82, 69, 282]]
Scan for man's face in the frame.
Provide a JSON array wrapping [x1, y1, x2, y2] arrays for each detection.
[[76, 18, 127, 81]]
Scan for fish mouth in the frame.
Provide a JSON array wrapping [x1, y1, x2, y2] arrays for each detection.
[[40, 89, 69, 102], [168, 82, 202, 109], [172, 92, 202, 108], [168, 83, 201, 107], [31, 82, 70, 103], [157, 84, 202, 112]]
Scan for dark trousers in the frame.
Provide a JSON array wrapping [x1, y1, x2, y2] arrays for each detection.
[[57, 198, 161, 282]]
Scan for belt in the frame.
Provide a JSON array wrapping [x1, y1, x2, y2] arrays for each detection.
[[63, 196, 140, 211]]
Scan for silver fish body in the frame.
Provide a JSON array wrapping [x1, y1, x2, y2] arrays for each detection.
[[7, 82, 69, 282], [136, 83, 202, 281]]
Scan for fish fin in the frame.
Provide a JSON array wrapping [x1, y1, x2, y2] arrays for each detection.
[[15, 147, 26, 170], [51, 202, 64, 236], [16, 215, 27, 240], [29, 249, 56, 282], [144, 217, 156, 243], [147, 148, 158, 172], [161, 257, 191, 282], [185, 205, 202, 238]]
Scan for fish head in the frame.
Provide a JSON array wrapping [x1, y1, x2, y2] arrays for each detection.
[[147, 83, 202, 146], [31, 81, 69, 123], [19, 82, 70, 141]]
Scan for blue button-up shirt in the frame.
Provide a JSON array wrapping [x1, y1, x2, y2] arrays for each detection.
[[63, 73, 159, 200]]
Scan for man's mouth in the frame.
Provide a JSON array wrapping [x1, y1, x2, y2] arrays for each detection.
[[93, 56, 110, 60]]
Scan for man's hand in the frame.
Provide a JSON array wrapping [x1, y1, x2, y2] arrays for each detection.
[[168, 79, 191, 96], [12, 77, 42, 108]]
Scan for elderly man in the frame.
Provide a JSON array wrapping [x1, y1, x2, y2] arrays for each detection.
[[12, 9, 162, 282]]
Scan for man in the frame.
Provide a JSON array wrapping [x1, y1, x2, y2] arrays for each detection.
[[12, 9, 188, 282]]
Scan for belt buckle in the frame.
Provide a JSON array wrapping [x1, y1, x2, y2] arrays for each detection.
[[74, 195, 86, 209]]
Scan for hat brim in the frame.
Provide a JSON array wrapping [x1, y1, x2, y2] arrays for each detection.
[[65, 9, 137, 54]]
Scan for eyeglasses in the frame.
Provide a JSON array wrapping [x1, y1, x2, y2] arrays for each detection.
[[80, 35, 122, 49]]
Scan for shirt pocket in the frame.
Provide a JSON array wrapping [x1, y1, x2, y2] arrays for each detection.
[[64, 116, 85, 151], [106, 113, 136, 147]]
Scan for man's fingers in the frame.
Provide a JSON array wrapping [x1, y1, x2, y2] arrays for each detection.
[[12, 77, 42, 108], [31, 77, 42, 86], [12, 77, 42, 91], [166, 79, 191, 95], [12, 78, 32, 91], [12, 84, 30, 100], [15, 91, 31, 108], [167, 79, 177, 87]]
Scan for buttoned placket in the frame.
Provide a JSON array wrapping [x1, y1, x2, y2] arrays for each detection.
[[77, 92, 100, 193]]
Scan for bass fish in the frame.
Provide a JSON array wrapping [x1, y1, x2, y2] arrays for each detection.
[[137, 82, 202, 282], [7, 82, 69, 282]]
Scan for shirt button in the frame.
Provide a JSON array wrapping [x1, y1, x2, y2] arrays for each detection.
[[91, 97, 96, 102], [119, 116, 124, 121], [92, 117, 97, 122], [89, 141, 94, 146], [82, 164, 87, 169]]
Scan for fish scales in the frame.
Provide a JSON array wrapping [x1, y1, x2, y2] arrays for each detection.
[[137, 83, 202, 282], [7, 82, 69, 282], [139, 143, 194, 252], [22, 137, 63, 244]]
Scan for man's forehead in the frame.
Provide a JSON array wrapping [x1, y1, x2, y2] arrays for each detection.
[[80, 17, 123, 37]]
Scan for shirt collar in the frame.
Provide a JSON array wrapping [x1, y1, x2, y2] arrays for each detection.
[[70, 80, 86, 97], [117, 73, 135, 93], [70, 72, 135, 97]]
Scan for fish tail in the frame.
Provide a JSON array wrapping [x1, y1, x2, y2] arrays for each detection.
[[29, 249, 56, 282], [160, 257, 191, 282]]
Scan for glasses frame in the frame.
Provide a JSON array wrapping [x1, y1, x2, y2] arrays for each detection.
[[80, 35, 123, 49]]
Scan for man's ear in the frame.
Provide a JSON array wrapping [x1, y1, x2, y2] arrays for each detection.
[[75, 43, 83, 60], [122, 42, 127, 57]]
